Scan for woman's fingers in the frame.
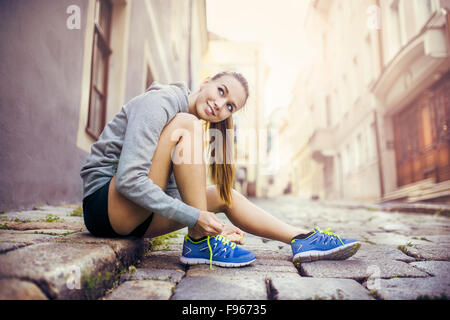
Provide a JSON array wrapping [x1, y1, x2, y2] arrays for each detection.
[[223, 225, 244, 237], [195, 212, 249, 242], [195, 211, 224, 236], [210, 214, 225, 234], [221, 225, 245, 244]]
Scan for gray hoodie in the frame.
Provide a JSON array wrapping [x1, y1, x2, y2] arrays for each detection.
[[80, 82, 200, 228]]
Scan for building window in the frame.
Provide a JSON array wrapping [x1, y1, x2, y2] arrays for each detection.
[[325, 95, 332, 127], [341, 74, 350, 114], [363, 33, 374, 85], [345, 144, 351, 175], [388, 0, 404, 59], [370, 123, 377, 161], [356, 134, 362, 169], [86, 0, 112, 140], [352, 56, 360, 103]]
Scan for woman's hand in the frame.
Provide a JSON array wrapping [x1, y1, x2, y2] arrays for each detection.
[[221, 224, 245, 244], [191, 210, 225, 237]]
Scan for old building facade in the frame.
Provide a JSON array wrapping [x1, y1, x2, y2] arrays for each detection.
[[0, 0, 208, 210], [276, 0, 450, 203]]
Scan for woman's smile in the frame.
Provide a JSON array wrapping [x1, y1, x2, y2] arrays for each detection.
[[205, 101, 215, 116], [188, 73, 248, 123]]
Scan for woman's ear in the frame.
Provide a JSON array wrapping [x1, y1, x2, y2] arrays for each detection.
[[200, 76, 211, 89]]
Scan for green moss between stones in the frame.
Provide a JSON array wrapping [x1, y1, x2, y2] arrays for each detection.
[[82, 270, 116, 300], [69, 206, 83, 217], [42, 214, 62, 222], [293, 258, 301, 269], [33, 229, 82, 237], [150, 231, 183, 251], [0, 223, 11, 230]]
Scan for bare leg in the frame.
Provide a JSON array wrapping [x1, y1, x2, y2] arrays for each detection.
[[206, 186, 309, 244], [145, 113, 209, 239], [108, 113, 208, 237], [109, 113, 306, 244]]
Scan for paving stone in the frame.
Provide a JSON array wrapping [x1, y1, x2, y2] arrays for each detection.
[[252, 258, 299, 272], [61, 231, 146, 266], [299, 258, 428, 280], [0, 242, 29, 253], [187, 262, 298, 277], [374, 277, 450, 300], [139, 250, 185, 271], [0, 242, 117, 299], [421, 235, 450, 244], [409, 223, 450, 236], [20, 229, 82, 235], [353, 244, 416, 262], [35, 205, 80, 212], [1, 209, 82, 224], [252, 248, 291, 261], [0, 230, 58, 251], [399, 244, 450, 261], [120, 268, 184, 284], [380, 223, 411, 233], [171, 275, 267, 300], [0, 279, 48, 300], [409, 261, 450, 279], [269, 275, 374, 300], [148, 232, 187, 252], [362, 232, 430, 246], [0, 229, 82, 253], [0, 221, 85, 231], [247, 239, 290, 252], [105, 280, 174, 300]]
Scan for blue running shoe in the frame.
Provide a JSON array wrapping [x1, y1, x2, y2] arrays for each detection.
[[291, 227, 361, 263], [180, 235, 256, 269]]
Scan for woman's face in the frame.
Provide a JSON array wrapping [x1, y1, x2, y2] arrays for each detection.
[[194, 75, 247, 123]]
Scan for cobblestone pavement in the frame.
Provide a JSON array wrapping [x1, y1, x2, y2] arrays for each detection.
[[0, 196, 449, 300]]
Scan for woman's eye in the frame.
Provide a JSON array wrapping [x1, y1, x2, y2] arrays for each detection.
[[218, 88, 224, 95], [227, 104, 233, 112]]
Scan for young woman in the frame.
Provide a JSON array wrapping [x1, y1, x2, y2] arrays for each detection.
[[80, 71, 361, 268]]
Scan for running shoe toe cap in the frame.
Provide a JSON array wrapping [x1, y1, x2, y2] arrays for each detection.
[[341, 237, 359, 245]]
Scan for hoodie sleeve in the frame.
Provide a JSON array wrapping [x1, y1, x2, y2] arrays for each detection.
[[115, 91, 200, 228], [165, 171, 182, 201]]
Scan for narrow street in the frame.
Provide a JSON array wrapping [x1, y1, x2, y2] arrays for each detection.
[[1, 196, 449, 300]]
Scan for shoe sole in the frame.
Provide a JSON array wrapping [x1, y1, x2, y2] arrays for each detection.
[[293, 242, 361, 263], [180, 256, 256, 268]]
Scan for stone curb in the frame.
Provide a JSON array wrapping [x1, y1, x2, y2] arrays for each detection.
[[2, 200, 450, 300], [0, 205, 150, 300], [0, 232, 149, 300]]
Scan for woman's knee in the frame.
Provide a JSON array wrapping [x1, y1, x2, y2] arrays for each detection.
[[159, 113, 203, 151], [170, 113, 203, 134], [206, 185, 237, 213]]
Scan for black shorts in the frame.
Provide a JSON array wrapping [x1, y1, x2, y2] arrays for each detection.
[[82, 178, 154, 238]]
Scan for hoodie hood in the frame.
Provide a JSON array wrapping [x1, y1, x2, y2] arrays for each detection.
[[146, 81, 190, 113]]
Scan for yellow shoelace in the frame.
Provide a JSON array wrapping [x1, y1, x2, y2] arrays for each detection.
[[316, 227, 344, 245], [207, 235, 236, 270]]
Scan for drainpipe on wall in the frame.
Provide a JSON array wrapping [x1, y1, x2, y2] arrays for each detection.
[[374, 0, 385, 201], [443, 8, 450, 64], [187, 0, 193, 90], [375, 0, 384, 72], [373, 109, 385, 200]]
